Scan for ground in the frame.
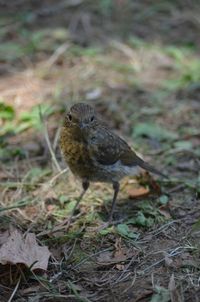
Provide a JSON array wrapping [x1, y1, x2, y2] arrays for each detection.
[[0, 1, 200, 301]]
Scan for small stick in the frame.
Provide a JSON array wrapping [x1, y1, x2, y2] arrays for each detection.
[[8, 276, 21, 302], [39, 106, 62, 172]]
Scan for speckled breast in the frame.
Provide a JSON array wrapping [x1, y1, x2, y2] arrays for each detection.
[[60, 126, 96, 180]]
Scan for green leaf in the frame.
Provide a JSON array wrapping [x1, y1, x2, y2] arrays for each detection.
[[59, 195, 69, 204], [150, 286, 170, 302], [99, 227, 113, 236], [133, 212, 147, 226], [128, 212, 154, 227], [53, 200, 77, 218], [65, 200, 77, 213], [116, 224, 139, 239], [139, 201, 154, 213], [0, 121, 16, 135], [18, 104, 54, 132], [26, 167, 51, 184], [133, 123, 177, 141], [173, 140, 193, 150], [159, 195, 169, 205], [0, 102, 15, 120]]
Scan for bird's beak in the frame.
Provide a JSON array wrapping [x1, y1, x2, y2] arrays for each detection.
[[79, 122, 86, 129]]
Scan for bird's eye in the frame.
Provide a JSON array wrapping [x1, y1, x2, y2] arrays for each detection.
[[90, 116, 94, 122], [68, 114, 72, 121]]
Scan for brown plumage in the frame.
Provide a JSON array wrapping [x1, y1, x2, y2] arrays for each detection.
[[60, 103, 167, 226]]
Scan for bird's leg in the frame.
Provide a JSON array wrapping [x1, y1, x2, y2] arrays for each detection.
[[95, 182, 120, 231], [53, 180, 89, 231], [88, 182, 121, 232], [108, 181, 120, 223], [70, 180, 90, 221]]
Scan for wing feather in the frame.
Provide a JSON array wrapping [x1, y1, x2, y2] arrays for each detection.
[[87, 126, 167, 178]]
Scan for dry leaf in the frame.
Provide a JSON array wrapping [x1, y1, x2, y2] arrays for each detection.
[[0, 229, 51, 271], [128, 186, 150, 198], [114, 238, 128, 262], [158, 207, 172, 219], [0, 230, 10, 246]]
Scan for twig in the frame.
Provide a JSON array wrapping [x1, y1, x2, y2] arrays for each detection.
[[31, 271, 50, 291], [8, 276, 21, 302], [122, 272, 136, 293], [114, 254, 137, 284], [44, 120, 62, 172], [53, 126, 61, 151], [45, 43, 69, 68], [48, 168, 68, 187], [39, 106, 62, 172]]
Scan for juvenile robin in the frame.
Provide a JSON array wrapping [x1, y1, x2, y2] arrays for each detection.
[[60, 103, 167, 228]]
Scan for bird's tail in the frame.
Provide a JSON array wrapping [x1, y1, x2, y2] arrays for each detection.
[[139, 160, 168, 179]]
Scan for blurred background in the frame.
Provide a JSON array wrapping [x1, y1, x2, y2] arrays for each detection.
[[1, 0, 200, 160], [0, 1, 200, 301], [1, 0, 200, 161]]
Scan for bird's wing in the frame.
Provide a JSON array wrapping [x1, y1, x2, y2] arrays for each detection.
[[88, 127, 126, 165], [87, 126, 167, 178], [87, 126, 139, 166]]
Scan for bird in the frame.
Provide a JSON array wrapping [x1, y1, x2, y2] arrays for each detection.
[[60, 102, 167, 228]]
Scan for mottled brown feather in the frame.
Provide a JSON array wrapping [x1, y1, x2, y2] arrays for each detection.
[[60, 102, 167, 181], [86, 125, 167, 178]]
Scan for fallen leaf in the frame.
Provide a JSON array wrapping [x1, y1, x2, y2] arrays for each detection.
[[137, 172, 161, 194], [128, 186, 150, 198], [0, 230, 9, 246], [158, 206, 172, 219], [0, 229, 51, 270], [148, 176, 162, 193], [113, 237, 129, 263]]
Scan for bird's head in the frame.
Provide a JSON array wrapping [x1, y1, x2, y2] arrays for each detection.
[[64, 103, 98, 132]]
